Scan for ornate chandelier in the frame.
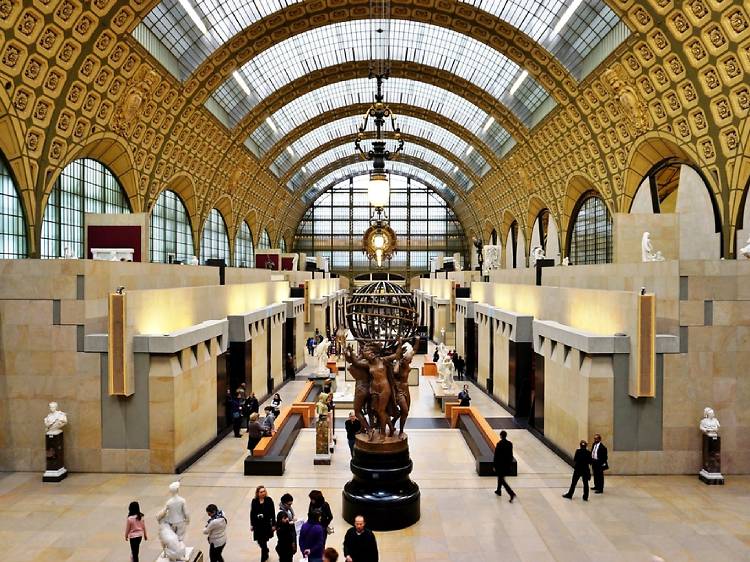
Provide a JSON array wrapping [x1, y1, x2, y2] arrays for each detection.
[[363, 221, 397, 267]]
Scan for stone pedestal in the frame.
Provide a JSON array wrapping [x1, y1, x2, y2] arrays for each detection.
[[314, 415, 331, 465], [155, 546, 203, 562], [43, 432, 67, 482], [699, 434, 724, 485], [342, 434, 420, 530]]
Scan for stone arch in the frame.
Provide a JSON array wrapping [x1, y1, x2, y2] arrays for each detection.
[[155, 173, 201, 254], [0, 115, 35, 254], [528, 196, 561, 264], [561, 174, 612, 255]]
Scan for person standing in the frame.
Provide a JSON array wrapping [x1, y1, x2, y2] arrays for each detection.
[[275, 511, 297, 562], [345, 411, 362, 454], [261, 406, 276, 436], [203, 504, 227, 562], [285, 353, 296, 380], [250, 485, 276, 562], [563, 440, 592, 501], [230, 392, 242, 438], [125, 501, 147, 562], [458, 384, 471, 407], [299, 510, 326, 562], [456, 355, 465, 380], [247, 413, 263, 455], [432, 348, 439, 362], [493, 430, 516, 502], [246, 392, 260, 417], [271, 393, 282, 417], [591, 433, 608, 494], [343, 515, 378, 562]]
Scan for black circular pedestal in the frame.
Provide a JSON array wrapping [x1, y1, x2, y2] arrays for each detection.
[[342, 435, 420, 531]]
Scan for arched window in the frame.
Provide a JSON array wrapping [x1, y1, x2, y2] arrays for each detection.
[[505, 221, 519, 268], [0, 156, 27, 258], [234, 221, 255, 267], [41, 158, 131, 258], [568, 192, 612, 265], [490, 229, 498, 245], [258, 228, 271, 250], [150, 189, 193, 263], [200, 208, 230, 264], [279, 236, 287, 253]]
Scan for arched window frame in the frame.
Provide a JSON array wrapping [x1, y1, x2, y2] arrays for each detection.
[[41, 158, 131, 259], [0, 154, 28, 258], [150, 189, 194, 263], [258, 228, 271, 250], [200, 208, 230, 264], [566, 191, 612, 265], [279, 236, 287, 253], [234, 220, 255, 267]]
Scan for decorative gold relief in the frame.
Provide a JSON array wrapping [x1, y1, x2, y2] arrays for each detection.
[[111, 67, 160, 136], [603, 65, 652, 137]]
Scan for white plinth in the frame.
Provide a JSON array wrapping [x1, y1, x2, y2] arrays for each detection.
[[43, 467, 67, 478], [156, 546, 194, 562], [91, 247, 135, 261]]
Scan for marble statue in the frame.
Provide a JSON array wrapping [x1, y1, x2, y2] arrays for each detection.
[[163, 481, 190, 542], [739, 236, 750, 259], [562, 256, 570, 266], [316, 392, 329, 419], [700, 407, 721, 438], [44, 402, 67, 435], [531, 246, 546, 266], [314, 337, 331, 373], [641, 232, 665, 262], [482, 245, 501, 272], [438, 352, 454, 388], [157, 508, 188, 561], [187, 255, 199, 265]]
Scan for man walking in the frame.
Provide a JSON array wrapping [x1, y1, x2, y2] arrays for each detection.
[[343, 515, 378, 562], [590, 433, 608, 494], [345, 411, 362, 455], [493, 430, 516, 502], [563, 440, 592, 501]]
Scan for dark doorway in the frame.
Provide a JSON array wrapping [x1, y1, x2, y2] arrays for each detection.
[[216, 351, 229, 434], [472, 321, 479, 381], [464, 317, 476, 381], [508, 341, 533, 419], [285, 315, 296, 379], [228, 340, 251, 396], [267, 318, 273, 394], [325, 305, 331, 335], [429, 306, 435, 341], [530, 353, 544, 433], [487, 319, 494, 394]]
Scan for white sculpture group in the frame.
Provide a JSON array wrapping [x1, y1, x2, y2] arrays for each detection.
[[436, 343, 456, 391], [314, 337, 332, 374], [482, 245, 501, 272], [530, 246, 546, 266], [641, 232, 665, 262], [157, 482, 191, 561]]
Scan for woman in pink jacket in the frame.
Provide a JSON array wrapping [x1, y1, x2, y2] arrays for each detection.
[[125, 501, 148, 562]]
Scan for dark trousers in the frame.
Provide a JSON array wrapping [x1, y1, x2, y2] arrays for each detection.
[[348, 437, 355, 454], [276, 547, 294, 562], [209, 543, 225, 562], [567, 470, 589, 499], [247, 436, 261, 455], [129, 536, 142, 562], [232, 416, 241, 437], [258, 538, 270, 561], [496, 474, 514, 496], [592, 462, 605, 491]]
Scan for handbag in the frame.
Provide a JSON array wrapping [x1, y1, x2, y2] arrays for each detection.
[[326, 524, 334, 535]]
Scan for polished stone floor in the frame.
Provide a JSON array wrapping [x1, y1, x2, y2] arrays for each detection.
[[2, 348, 750, 561]]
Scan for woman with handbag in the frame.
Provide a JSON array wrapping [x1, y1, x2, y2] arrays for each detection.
[[275, 511, 297, 562], [307, 490, 334, 542], [250, 485, 276, 562], [203, 504, 227, 562]]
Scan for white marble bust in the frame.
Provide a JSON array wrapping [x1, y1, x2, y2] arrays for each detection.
[[44, 402, 67, 436], [163, 481, 190, 541], [700, 407, 720, 438]]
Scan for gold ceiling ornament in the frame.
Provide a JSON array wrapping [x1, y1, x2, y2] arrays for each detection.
[[111, 68, 161, 136], [602, 65, 652, 137], [362, 220, 397, 268]]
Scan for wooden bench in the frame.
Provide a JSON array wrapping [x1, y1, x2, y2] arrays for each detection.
[[445, 403, 517, 477], [244, 382, 317, 476], [422, 362, 438, 376]]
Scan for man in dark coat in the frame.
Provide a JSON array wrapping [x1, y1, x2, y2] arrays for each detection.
[[343, 515, 378, 562], [493, 430, 516, 502], [563, 440, 592, 501], [590, 433, 609, 494]]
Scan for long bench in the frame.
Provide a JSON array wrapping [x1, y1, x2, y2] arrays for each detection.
[[244, 382, 317, 476], [445, 403, 517, 477]]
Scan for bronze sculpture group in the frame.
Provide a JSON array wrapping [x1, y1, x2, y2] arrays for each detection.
[[344, 337, 419, 440]]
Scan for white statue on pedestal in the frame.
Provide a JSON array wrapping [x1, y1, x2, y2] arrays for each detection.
[[314, 337, 331, 373], [438, 352, 454, 389], [44, 402, 67, 435], [157, 508, 188, 561], [740, 236, 750, 259], [163, 482, 190, 542], [531, 246, 546, 266], [700, 407, 720, 438], [641, 232, 665, 262], [562, 256, 570, 266], [482, 245, 501, 272]]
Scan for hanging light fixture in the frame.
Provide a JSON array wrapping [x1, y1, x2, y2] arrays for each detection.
[[363, 221, 397, 268]]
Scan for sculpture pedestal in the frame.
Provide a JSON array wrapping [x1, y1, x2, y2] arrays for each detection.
[[342, 434, 420, 531], [314, 415, 331, 465], [43, 432, 67, 482], [699, 434, 724, 485], [155, 546, 203, 562]]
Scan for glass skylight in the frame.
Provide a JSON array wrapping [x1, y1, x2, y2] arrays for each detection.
[[273, 115, 490, 177], [247, 78, 511, 157], [211, 20, 549, 128], [139, 0, 624, 82], [285, 141, 473, 191]]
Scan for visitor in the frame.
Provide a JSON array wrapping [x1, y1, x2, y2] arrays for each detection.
[[493, 430, 516, 502], [343, 515, 378, 562], [278, 492, 297, 548], [432, 348, 439, 362], [285, 353, 296, 380], [308, 489, 334, 539], [203, 504, 227, 562], [275, 511, 297, 562], [562, 440, 592, 501], [324, 547, 340, 562], [451, 350, 459, 371], [250, 485, 276, 562], [307, 337, 316, 356], [246, 391, 260, 417], [230, 392, 243, 438], [300, 510, 326, 562], [591, 433, 609, 494], [456, 355, 465, 380], [246, 412, 263, 455], [271, 393, 282, 417], [345, 411, 362, 454], [326, 392, 335, 418], [458, 384, 471, 407], [223, 389, 232, 428], [124, 501, 147, 562], [261, 406, 276, 436]]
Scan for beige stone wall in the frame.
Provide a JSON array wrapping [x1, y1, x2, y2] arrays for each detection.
[[492, 323, 510, 406], [295, 313, 306, 370], [455, 311, 465, 357], [252, 326, 268, 398], [614, 213, 679, 264], [476, 314, 490, 390], [270, 315, 283, 389]]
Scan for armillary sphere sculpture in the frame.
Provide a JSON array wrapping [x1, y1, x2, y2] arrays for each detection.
[[343, 281, 420, 530]]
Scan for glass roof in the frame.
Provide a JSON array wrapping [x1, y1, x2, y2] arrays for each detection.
[[285, 140, 473, 192], [139, 0, 624, 82], [246, 78, 510, 157], [211, 20, 549, 129], [274, 115, 490, 177], [301, 161, 457, 205]]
